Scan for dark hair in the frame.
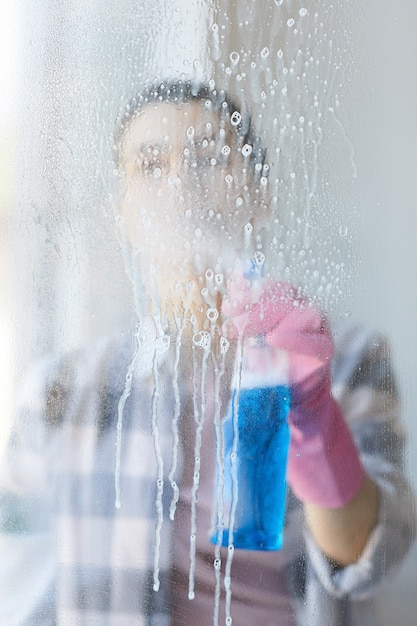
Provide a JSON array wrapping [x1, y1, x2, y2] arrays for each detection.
[[115, 79, 267, 180]]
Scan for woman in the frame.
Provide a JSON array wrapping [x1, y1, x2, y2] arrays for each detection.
[[0, 80, 414, 625]]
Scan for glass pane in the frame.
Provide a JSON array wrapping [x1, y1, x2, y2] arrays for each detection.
[[1, 0, 416, 624]]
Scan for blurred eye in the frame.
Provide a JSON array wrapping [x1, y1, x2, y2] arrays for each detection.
[[192, 136, 230, 170], [136, 151, 167, 178]]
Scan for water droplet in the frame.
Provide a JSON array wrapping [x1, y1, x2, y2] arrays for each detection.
[[230, 51, 240, 65], [244, 223, 253, 234], [193, 331, 211, 349], [214, 558, 221, 570], [241, 144, 253, 157], [220, 336, 230, 354], [254, 251, 265, 267], [261, 46, 270, 59], [156, 335, 170, 353], [230, 111, 242, 126], [153, 167, 161, 179], [221, 145, 231, 156], [299, 8, 308, 17], [206, 308, 219, 321], [339, 225, 348, 237], [287, 18, 295, 27], [225, 174, 233, 184]]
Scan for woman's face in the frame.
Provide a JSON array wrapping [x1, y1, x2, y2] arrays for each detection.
[[117, 100, 264, 280]]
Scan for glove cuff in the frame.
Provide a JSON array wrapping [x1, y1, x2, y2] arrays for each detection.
[[287, 397, 366, 508]]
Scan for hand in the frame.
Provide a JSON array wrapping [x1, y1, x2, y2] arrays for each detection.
[[222, 274, 366, 508]]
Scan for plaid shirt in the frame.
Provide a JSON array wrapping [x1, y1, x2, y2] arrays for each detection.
[[0, 323, 415, 625]]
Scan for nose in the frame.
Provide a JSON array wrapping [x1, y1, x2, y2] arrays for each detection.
[[164, 151, 186, 188]]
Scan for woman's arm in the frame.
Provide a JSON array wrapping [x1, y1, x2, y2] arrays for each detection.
[[302, 326, 415, 593], [304, 475, 379, 566]]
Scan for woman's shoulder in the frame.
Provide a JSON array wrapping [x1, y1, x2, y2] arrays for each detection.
[[331, 320, 394, 391], [17, 332, 137, 429]]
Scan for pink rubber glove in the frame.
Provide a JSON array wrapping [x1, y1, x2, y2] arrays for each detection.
[[222, 274, 366, 508]]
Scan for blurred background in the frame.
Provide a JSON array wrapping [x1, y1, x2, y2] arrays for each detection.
[[1, 0, 416, 622]]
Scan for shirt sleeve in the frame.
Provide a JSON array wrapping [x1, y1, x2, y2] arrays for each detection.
[[0, 357, 59, 625], [302, 325, 416, 599]]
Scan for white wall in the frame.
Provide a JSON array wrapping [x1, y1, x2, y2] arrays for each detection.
[[348, 4, 417, 621]]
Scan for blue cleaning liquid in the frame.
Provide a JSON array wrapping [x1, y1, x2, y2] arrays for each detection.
[[213, 385, 291, 550]]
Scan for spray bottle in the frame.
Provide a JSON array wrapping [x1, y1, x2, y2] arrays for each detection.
[[212, 258, 291, 550]]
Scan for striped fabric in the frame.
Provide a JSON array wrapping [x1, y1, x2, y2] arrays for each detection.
[[0, 323, 414, 625]]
